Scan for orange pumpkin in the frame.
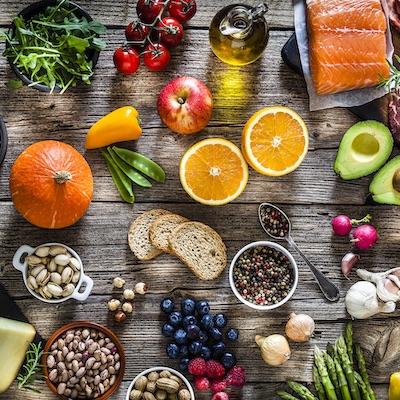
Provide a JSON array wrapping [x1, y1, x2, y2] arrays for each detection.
[[10, 140, 93, 229]]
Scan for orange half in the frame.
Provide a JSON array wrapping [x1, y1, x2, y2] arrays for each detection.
[[241, 106, 309, 176], [180, 138, 248, 206]]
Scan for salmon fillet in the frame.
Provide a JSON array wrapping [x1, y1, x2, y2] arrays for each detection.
[[307, 0, 390, 95]]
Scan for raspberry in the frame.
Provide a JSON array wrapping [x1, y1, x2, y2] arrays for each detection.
[[194, 375, 210, 390], [226, 365, 246, 387], [211, 392, 229, 400], [206, 360, 225, 379], [188, 357, 207, 376], [211, 378, 227, 393]]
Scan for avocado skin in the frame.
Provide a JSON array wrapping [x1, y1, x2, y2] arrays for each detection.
[[370, 156, 400, 205], [334, 120, 393, 180]]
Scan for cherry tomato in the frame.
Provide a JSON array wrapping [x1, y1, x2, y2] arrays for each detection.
[[113, 47, 140, 75], [155, 17, 184, 47], [143, 42, 171, 71], [136, 0, 164, 23], [125, 20, 151, 48], [167, 0, 197, 22]]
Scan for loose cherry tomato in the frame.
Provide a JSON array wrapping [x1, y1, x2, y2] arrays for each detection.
[[125, 20, 151, 48], [155, 17, 184, 47], [136, 0, 164, 23], [167, 0, 197, 22], [113, 47, 140, 75], [143, 42, 170, 71]]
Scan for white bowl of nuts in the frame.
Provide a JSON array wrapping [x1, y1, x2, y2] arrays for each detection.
[[126, 366, 195, 400], [13, 242, 93, 303]]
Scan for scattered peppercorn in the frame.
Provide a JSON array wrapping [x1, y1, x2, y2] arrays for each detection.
[[233, 245, 294, 306], [259, 205, 289, 238]]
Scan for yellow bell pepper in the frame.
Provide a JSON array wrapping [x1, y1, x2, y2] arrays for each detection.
[[389, 372, 400, 400], [85, 106, 142, 149]]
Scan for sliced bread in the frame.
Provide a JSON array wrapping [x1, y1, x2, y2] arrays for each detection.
[[149, 213, 190, 253], [168, 221, 227, 280], [128, 209, 171, 260]]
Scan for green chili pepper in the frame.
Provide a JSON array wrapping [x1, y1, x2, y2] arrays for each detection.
[[112, 146, 166, 183], [100, 148, 134, 204], [107, 146, 152, 188]]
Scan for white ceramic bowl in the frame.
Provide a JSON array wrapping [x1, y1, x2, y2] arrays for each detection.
[[125, 367, 195, 400], [229, 241, 298, 310], [13, 242, 93, 303]]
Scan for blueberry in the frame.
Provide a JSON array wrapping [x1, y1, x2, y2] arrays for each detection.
[[211, 341, 226, 357], [226, 328, 239, 341], [186, 324, 200, 339], [209, 327, 223, 341], [178, 357, 190, 371], [174, 328, 188, 345], [160, 298, 175, 314], [182, 315, 198, 330], [200, 314, 213, 330], [213, 313, 228, 328], [195, 300, 210, 316], [181, 298, 196, 315], [198, 330, 209, 344], [166, 343, 179, 359], [162, 323, 175, 337], [189, 341, 203, 355], [221, 352, 237, 369], [200, 346, 211, 360], [178, 345, 189, 358], [168, 311, 183, 327]]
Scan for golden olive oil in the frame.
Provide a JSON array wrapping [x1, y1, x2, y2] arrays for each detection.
[[209, 3, 269, 66]]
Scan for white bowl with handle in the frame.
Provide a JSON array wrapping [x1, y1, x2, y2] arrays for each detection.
[[13, 242, 93, 303]]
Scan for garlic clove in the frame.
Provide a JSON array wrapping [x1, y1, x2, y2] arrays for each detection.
[[376, 278, 400, 302], [341, 253, 360, 279]]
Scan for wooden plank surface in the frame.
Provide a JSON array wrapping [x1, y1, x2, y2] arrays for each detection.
[[0, 1, 399, 399]]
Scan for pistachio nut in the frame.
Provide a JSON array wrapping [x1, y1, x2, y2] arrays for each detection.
[[38, 285, 52, 299], [47, 258, 58, 272], [25, 255, 42, 265], [30, 264, 46, 278], [36, 269, 51, 286], [49, 245, 67, 256], [27, 275, 39, 290], [62, 283, 75, 297], [50, 272, 62, 285], [35, 246, 50, 258], [55, 254, 71, 266], [69, 257, 81, 271], [72, 271, 80, 283], [47, 282, 63, 297], [61, 266, 73, 284]]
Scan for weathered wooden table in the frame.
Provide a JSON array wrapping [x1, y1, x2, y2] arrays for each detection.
[[0, 1, 399, 399]]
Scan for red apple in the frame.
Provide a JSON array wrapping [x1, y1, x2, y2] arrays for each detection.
[[157, 76, 213, 135]]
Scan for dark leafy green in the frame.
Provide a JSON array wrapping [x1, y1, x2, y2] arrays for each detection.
[[1, 0, 106, 93]]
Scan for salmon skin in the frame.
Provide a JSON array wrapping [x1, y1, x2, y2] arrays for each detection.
[[306, 0, 390, 95]]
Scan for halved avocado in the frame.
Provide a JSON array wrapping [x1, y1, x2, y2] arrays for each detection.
[[334, 120, 394, 180], [370, 156, 400, 205]]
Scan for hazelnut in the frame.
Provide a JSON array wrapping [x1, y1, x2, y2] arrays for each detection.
[[123, 289, 135, 300], [135, 282, 147, 295], [122, 302, 134, 313], [107, 298, 121, 311], [114, 311, 126, 323], [113, 276, 126, 288]]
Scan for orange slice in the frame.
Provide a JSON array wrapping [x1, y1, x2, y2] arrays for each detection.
[[241, 106, 309, 176], [180, 138, 248, 206]]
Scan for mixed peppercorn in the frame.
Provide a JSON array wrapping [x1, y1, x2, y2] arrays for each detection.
[[259, 204, 290, 238]]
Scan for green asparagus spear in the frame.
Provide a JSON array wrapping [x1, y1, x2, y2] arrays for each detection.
[[277, 391, 302, 400], [336, 336, 361, 400], [314, 346, 338, 400], [324, 351, 342, 400], [354, 371, 372, 400], [355, 344, 376, 400], [326, 343, 335, 358], [313, 364, 327, 400], [334, 357, 352, 400], [287, 381, 319, 400], [345, 323, 354, 367]]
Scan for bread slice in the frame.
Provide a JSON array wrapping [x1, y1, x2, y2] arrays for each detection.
[[168, 221, 227, 280], [149, 213, 190, 253], [128, 209, 171, 260]]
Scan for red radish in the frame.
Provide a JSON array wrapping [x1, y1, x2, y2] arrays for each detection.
[[352, 225, 378, 249], [331, 215, 352, 235]]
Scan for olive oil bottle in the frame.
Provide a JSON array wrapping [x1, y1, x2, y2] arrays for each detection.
[[209, 3, 269, 66]]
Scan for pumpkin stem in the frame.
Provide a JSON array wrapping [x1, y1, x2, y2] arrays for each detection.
[[54, 171, 72, 184]]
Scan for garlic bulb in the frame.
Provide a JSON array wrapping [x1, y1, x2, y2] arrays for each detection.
[[255, 334, 291, 366], [285, 313, 315, 343], [345, 281, 396, 319]]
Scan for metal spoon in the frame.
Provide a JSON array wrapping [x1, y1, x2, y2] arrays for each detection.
[[258, 202, 340, 302]]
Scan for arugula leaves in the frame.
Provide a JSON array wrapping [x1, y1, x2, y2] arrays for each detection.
[[2, 0, 107, 93]]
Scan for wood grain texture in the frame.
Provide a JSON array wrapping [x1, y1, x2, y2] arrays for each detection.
[[0, 0, 398, 399]]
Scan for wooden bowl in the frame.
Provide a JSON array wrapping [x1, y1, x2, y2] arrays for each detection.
[[0, 116, 7, 166], [6, 0, 100, 92], [43, 321, 125, 400]]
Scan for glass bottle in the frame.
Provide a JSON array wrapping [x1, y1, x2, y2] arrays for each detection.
[[209, 3, 269, 66]]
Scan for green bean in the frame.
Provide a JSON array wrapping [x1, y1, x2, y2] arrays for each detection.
[[277, 391, 301, 400], [100, 148, 134, 204], [112, 146, 166, 183], [107, 146, 152, 188]]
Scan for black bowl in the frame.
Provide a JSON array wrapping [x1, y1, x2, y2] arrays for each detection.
[[6, 0, 101, 93], [0, 116, 7, 166]]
